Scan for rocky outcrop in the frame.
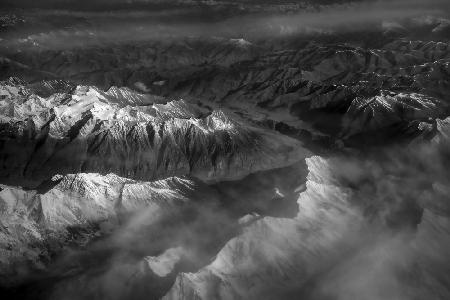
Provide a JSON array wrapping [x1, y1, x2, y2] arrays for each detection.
[[163, 152, 450, 300], [162, 156, 362, 300], [341, 92, 443, 138], [153, 39, 450, 143], [0, 6, 450, 299], [0, 80, 309, 186], [0, 172, 198, 286]]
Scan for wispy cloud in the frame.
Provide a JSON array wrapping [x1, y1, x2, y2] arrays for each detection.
[[1, 0, 448, 51]]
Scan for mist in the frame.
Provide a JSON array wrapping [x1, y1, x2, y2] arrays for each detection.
[[0, 0, 449, 299], [297, 138, 450, 300], [12, 135, 448, 300], [1, 0, 449, 51]]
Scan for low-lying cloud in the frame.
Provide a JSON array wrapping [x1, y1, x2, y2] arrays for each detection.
[[1, 0, 449, 51]]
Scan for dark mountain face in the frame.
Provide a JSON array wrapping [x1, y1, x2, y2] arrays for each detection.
[[0, 1, 449, 300]]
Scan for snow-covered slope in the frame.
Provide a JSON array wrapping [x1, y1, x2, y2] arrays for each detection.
[[163, 153, 450, 300], [162, 156, 363, 299], [0, 172, 197, 285], [0, 7, 450, 299], [0, 80, 309, 186]]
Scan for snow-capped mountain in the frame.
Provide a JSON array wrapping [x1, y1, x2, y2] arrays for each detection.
[[0, 79, 308, 187], [0, 1, 449, 300]]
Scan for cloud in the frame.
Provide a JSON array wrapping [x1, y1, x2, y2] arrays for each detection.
[[2, 0, 448, 52]]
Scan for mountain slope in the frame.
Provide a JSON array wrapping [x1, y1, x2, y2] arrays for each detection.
[[0, 80, 309, 187]]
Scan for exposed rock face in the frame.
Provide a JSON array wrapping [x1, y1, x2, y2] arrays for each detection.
[[0, 3, 450, 300], [341, 92, 443, 138], [0, 172, 198, 285], [165, 39, 450, 141], [0, 80, 309, 186], [162, 156, 362, 300], [0, 37, 262, 87], [2, 23, 450, 141], [163, 154, 450, 300]]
